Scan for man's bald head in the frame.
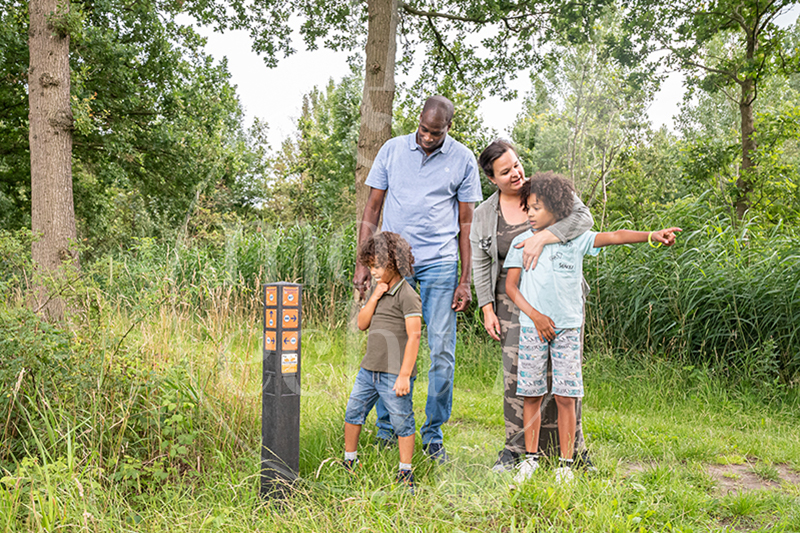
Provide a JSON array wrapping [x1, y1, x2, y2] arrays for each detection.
[[416, 95, 454, 155], [421, 95, 455, 125]]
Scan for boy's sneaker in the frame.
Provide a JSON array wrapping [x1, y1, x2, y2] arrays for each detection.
[[573, 449, 597, 473], [492, 448, 520, 473], [512, 454, 541, 484], [555, 458, 575, 484], [395, 469, 415, 495], [423, 442, 450, 465], [342, 457, 362, 472]]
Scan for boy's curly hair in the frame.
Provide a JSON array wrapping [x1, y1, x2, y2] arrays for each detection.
[[519, 171, 575, 222], [358, 232, 415, 278]]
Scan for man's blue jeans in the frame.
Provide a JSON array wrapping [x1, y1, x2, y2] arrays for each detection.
[[375, 261, 458, 445]]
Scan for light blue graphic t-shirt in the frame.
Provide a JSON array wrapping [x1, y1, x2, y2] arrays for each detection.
[[504, 230, 601, 329]]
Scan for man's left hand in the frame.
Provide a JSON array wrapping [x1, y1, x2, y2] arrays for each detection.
[[451, 281, 472, 312]]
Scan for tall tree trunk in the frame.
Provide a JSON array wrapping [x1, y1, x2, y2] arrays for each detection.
[[354, 0, 398, 238], [29, 0, 78, 320], [348, 0, 397, 344], [735, 29, 759, 221], [736, 78, 756, 220]]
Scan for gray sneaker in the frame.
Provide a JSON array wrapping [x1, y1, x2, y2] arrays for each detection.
[[492, 448, 520, 473]]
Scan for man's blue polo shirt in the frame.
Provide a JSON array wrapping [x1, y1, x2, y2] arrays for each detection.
[[365, 133, 482, 267]]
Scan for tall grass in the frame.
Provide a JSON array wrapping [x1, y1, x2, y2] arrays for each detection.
[[3, 195, 799, 390], [88, 221, 357, 326], [586, 195, 800, 380], [1, 321, 799, 532]]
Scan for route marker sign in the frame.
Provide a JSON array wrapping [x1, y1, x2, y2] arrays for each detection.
[[261, 282, 301, 498]]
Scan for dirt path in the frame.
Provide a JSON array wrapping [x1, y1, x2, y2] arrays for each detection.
[[624, 460, 800, 494], [706, 462, 800, 494]]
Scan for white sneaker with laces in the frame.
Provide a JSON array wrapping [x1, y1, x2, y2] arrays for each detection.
[[512, 456, 540, 484], [554, 466, 575, 484]]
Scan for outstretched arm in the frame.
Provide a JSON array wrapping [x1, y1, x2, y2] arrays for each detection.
[[593, 227, 682, 248], [505, 267, 555, 342]]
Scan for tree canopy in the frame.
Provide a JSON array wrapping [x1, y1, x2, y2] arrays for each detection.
[[0, 0, 260, 256]]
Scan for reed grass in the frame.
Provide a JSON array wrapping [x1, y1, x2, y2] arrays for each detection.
[[586, 196, 800, 380]]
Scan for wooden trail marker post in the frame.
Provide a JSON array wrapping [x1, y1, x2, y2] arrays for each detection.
[[261, 282, 302, 498]]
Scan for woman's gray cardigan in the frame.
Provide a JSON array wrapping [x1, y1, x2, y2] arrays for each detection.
[[470, 190, 595, 309]]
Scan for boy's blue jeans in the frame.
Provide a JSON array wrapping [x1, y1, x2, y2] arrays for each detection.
[[375, 261, 458, 446], [345, 369, 416, 437]]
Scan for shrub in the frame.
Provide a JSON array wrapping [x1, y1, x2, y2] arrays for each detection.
[[586, 196, 800, 381]]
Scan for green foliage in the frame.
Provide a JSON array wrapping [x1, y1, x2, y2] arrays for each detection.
[[70, 8, 255, 256], [601, 128, 684, 224], [623, 1, 800, 212], [0, 305, 94, 460], [675, 62, 800, 223], [623, 1, 799, 81], [0, 0, 265, 257], [0, 0, 30, 231], [0, 228, 33, 295], [511, 8, 657, 206], [46, 1, 86, 40], [749, 103, 800, 221], [202, 0, 614, 100], [585, 196, 800, 381], [265, 75, 361, 225]]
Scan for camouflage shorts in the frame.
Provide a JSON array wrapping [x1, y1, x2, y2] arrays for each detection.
[[518, 327, 584, 398]]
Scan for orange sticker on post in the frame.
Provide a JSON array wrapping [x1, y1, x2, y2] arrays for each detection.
[[282, 331, 299, 350], [266, 308, 277, 329], [282, 309, 300, 329], [266, 286, 278, 306], [282, 286, 299, 307], [281, 352, 297, 374], [265, 331, 276, 351]]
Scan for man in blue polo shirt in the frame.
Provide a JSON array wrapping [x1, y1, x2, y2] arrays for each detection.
[[353, 95, 483, 463]]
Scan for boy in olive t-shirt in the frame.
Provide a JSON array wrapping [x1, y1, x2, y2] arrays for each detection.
[[343, 232, 422, 492]]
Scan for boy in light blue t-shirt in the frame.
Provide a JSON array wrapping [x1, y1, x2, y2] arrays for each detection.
[[504, 172, 681, 484]]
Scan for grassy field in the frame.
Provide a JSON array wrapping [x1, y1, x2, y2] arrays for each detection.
[[2, 308, 799, 532]]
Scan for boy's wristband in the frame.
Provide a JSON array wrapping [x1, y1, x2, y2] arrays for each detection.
[[648, 232, 662, 248]]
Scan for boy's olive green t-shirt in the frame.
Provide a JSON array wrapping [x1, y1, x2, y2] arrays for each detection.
[[361, 279, 423, 377]]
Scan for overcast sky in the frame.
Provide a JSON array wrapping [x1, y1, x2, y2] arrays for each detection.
[[192, 7, 799, 149]]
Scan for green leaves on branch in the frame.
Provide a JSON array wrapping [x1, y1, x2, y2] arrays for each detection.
[[47, 1, 85, 40], [511, 10, 658, 213]]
